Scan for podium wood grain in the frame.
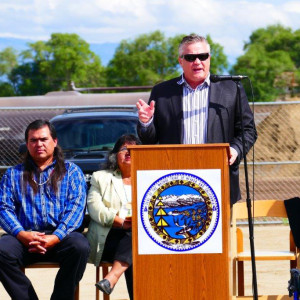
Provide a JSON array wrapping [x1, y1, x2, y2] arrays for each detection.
[[128, 144, 231, 300]]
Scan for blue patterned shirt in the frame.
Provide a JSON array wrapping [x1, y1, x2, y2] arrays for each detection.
[[0, 160, 87, 240]]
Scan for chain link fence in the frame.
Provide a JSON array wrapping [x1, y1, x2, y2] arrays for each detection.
[[240, 101, 300, 201], [0, 107, 65, 168], [1, 101, 300, 201]]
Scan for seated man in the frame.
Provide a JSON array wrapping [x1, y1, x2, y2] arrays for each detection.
[[0, 119, 90, 300]]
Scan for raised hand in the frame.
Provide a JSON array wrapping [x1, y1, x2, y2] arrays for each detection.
[[136, 99, 155, 123]]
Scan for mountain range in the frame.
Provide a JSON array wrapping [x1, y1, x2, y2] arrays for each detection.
[[158, 194, 204, 207]]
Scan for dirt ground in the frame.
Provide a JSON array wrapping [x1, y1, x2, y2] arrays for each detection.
[[0, 224, 292, 299], [240, 224, 291, 296], [0, 263, 129, 300]]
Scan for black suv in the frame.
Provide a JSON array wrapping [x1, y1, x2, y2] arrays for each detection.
[[50, 106, 139, 184]]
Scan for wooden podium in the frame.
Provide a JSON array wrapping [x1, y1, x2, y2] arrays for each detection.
[[128, 144, 231, 300]]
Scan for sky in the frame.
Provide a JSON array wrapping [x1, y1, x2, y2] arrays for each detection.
[[0, 0, 300, 65]]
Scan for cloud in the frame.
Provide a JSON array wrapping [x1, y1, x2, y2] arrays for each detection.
[[283, 1, 300, 14], [0, 0, 299, 61], [155, 0, 299, 61], [0, 0, 160, 42]]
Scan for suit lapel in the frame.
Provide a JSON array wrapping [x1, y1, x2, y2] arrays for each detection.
[[111, 170, 127, 204], [207, 82, 223, 143], [170, 78, 183, 143]]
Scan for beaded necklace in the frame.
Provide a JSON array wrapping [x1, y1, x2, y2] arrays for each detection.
[[32, 169, 54, 186], [32, 176, 51, 186]]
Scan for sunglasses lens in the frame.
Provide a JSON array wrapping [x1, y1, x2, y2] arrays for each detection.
[[198, 53, 209, 61], [183, 53, 209, 62], [119, 147, 128, 152], [184, 54, 196, 62]]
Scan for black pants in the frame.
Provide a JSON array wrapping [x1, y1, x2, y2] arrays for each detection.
[[0, 232, 90, 300], [101, 228, 133, 300]]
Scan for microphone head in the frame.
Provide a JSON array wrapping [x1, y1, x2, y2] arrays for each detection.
[[210, 74, 248, 82]]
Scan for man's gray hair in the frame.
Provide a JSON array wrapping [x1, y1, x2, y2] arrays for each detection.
[[178, 34, 210, 56]]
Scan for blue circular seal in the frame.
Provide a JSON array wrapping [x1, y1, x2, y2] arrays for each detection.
[[140, 172, 220, 252]]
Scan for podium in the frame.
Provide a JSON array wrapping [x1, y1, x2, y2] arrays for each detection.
[[128, 144, 231, 299]]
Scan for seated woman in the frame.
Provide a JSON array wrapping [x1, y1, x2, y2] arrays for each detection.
[[87, 134, 141, 300]]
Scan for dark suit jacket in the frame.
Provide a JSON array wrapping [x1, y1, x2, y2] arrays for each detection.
[[137, 76, 257, 205]]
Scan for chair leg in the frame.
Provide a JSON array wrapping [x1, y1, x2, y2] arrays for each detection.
[[232, 258, 237, 296], [75, 284, 79, 300], [237, 261, 245, 296], [291, 259, 297, 269], [96, 266, 100, 300], [96, 264, 111, 300], [102, 265, 110, 300]]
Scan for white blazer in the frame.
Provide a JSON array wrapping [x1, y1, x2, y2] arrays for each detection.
[[86, 169, 127, 266]]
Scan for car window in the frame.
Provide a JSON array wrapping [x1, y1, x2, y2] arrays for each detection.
[[52, 118, 137, 151]]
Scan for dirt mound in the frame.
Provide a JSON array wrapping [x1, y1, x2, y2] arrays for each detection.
[[255, 104, 300, 161]]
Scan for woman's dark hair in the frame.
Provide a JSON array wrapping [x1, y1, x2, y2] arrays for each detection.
[[23, 119, 66, 194], [106, 134, 141, 170]]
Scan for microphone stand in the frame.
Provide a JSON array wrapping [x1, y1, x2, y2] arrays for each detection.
[[236, 80, 258, 300]]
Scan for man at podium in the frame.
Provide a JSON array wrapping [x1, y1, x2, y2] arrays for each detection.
[[136, 34, 257, 205]]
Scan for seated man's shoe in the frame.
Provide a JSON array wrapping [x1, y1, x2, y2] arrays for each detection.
[[95, 279, 114, 295]]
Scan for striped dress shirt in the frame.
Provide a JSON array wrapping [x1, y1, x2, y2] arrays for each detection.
[[177, 74, 210, 144], [0, 160, 87, 240]]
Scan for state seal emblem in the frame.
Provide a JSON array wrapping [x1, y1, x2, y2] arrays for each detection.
[[140, 172, 220, 252]]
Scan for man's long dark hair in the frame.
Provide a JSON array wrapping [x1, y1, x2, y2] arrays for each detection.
[[23, 120, 66, 194]]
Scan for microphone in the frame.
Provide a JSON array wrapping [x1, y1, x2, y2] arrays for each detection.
[[210, 74, 248, 82]]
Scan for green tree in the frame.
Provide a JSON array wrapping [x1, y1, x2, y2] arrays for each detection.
[[0, 47, 18, 96], [9, 61, 49, 96], [106, 31, 228, 86], [206, 35, 228, 74], [232, 24, 299, 101], [0, 47, 18, 76], [106, 31, 180, 86], [0, 82, 15, 96], [43, 33, 106, 90], [10, 33, 106, 95]]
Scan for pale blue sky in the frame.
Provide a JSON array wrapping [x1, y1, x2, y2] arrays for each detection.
[[1, 0, 300, 64]]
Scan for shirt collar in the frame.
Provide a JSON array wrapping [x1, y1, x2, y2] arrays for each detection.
[[29, 157, 56, 173], [177, 73, 211, 90]]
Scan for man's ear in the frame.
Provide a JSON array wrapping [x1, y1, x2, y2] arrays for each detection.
[[178, 56, 183, 67]]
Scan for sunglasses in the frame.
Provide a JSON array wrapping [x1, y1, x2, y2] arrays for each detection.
[[181, 53, 210, 62], [119, 146, 129, 153]]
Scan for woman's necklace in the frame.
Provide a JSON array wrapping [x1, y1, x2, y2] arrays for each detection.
[[122, 176, 131, 185], [122, 182, 132, 216]]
